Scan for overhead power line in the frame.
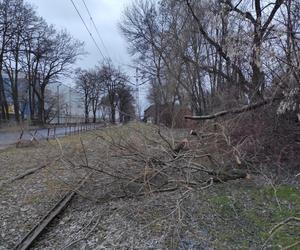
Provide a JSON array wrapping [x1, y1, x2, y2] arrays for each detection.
[[81, 0, 130, 70], [70, 0, 106, 61], [70, 0, 141, 100], [81, 0, 110, 59]]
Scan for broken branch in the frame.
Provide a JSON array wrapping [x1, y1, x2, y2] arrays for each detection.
[[185, 97, 280, 120]]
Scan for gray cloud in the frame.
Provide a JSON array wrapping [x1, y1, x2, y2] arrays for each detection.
[[29, 0, 133, 70], [28, 0, 148, 110]]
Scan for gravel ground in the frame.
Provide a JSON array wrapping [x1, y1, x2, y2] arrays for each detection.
[[32, 171, 186, 250], [31, 172, 300, 250], [0, 134, 92, 249], [1, 124, 299, 250]]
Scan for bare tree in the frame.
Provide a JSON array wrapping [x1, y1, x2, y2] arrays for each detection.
[[117, 85, 135, 123], [90, 68, 104, 123], [99, 62, 129, 124], [31, 30, 84, 124], [0, 0, 13, 121], [4, 0, 38, 123], [186, 0, 284, 101], [121, 0, 294, 120], [0, 0, 84, 125], [120, 0, 187, 118], [75, 69, 93, 124], [22, 18, 52, 122]]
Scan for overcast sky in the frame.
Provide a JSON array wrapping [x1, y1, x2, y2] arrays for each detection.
[[28, 0, 148, 110], [29, 0, 133, 70]]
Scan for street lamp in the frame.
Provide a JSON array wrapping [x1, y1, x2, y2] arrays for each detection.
[[57, 84, 62, 124]]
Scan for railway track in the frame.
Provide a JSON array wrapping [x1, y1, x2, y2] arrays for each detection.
[[14, 173, 92, 250]]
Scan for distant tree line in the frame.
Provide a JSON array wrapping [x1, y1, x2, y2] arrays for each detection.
[[120, 0, 300, 123], [75, 62, 135, 124], [0, 0, 84, 124]]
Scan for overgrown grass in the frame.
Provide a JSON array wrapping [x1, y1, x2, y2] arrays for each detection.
[[207, 184, 300, 249]]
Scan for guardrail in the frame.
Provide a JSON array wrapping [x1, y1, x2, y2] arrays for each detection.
[[45, 123, 102, 140]]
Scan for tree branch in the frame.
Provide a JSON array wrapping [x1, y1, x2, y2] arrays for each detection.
[[224, 0, 256, 24], [185, 97, 280, 120], [261, 0, 284, 36]]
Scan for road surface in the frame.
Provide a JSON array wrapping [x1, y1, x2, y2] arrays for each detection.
[[0, 124, 100, 149]]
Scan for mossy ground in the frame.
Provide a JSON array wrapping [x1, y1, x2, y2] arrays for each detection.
[[201, 183, 300, 249]]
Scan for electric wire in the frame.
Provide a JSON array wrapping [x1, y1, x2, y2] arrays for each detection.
[[69, 0, 143, 113], [81, 0, 110, 59], [70, 0, 106, 60]]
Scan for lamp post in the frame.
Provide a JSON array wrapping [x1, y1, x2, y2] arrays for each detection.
[[57, 84, 62, 124]]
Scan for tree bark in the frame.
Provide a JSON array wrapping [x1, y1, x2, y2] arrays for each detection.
[[185, 97, 280, 120], [0, 72, 9, 120], [111, 105, 116, 124], [84, 98, 89, 124], [92, 110, 96, 123]]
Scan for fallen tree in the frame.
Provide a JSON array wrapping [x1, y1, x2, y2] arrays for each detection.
[[185, 97, 280, 120], [72, 126, 251, 201]]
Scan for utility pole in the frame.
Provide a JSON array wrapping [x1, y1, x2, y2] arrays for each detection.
[[69, 87, 72, 123], [135, 67, 140, 120]]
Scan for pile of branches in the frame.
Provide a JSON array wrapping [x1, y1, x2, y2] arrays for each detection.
[[60, 102, 300, 204], [67, 124, 250, 202], [186, 101, 300, 176]]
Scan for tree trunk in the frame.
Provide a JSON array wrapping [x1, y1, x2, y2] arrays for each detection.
[[119, 111, 124, 123], [111, 106, 116, 124], [11, 72, 20, 123], [28, 73, 36, 121], [93, 110, 96, 123], [84, 93, 89, 124], [85, 106, 89, 124], [37, 85, 46, 124], [0, 73, 9, 120], [250, 33, 264, 101], [0, 20, 9, 121], [28, 81, 34, 121], [7, 68, 21, 123], [12, 90, 20, 122]]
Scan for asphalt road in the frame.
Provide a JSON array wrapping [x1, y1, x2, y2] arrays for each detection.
[[0, 125, 99, 149]]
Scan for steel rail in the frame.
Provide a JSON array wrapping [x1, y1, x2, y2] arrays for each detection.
[[14, 173, 92, 250]]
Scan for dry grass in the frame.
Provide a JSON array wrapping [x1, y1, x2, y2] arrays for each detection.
[[1, 122, 299, 249]]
